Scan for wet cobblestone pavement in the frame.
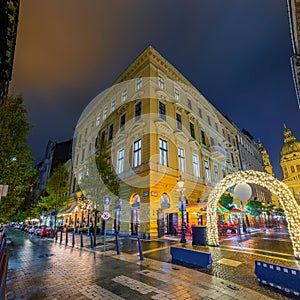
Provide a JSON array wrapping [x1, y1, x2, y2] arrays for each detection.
[[5, 227, 300, 300]]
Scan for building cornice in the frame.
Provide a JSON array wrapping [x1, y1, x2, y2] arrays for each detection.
[[113, 45, 195, 89]]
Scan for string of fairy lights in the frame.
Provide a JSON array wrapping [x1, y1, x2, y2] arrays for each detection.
[[206, 170, 300, 259]]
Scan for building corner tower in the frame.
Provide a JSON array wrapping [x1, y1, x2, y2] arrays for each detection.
[[280, 124, 300, 204], [258, 140, 279, 207]]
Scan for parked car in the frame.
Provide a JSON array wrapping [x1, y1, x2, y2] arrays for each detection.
[[39, 227, 54, 238], [28, 226, 38, 234], [20, 224, 28, 232], [34, 227, 40, 235]]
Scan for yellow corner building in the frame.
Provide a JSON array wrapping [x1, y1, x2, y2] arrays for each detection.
[[72, 46, 267, 238]]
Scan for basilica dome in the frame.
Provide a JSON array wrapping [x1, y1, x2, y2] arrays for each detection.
[[281, 125, 300, 156]]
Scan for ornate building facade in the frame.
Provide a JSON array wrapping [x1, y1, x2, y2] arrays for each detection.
[[235, 128, 272, 205], [287, 0, 300, 109], [72, 46, 266, 238], [280, 124, 300, 203]]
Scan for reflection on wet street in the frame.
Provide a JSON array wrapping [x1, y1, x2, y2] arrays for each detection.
[[6, 228, 149, 299], [220, 228, 296, 259], [5, 227, 300, 300]]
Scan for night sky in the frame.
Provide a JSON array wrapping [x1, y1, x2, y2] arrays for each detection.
[[9, 0, 300, 180]]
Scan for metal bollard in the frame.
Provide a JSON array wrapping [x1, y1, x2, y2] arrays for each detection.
[[90, 233, 94, 249], [65, 230, 68, 246], [60, 230, 63, 244], [137, 237, 144, 261], [80, 232, 83, 248], [115, 233, 120, 255], [72, 230, 75, 248]]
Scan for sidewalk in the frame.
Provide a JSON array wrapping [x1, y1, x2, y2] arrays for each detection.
[[6, 228, 299, 300], [55, 229, 299, 299]]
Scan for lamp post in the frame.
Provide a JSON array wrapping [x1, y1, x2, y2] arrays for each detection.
[[87, 204, 91, 235], [177, 176, 186, 243], [81, 203, 85, 226], [79, 192, 87, 227], [74, 206, 78, 233], [93, 204, 99, 247]]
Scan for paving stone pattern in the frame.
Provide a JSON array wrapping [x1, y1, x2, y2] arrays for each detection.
[[5, 228, 299, 300]]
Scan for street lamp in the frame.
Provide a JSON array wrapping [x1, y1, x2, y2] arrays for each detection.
[[177, 176, 186, 243], [87, 204, 91, 231], [93, 204, 99, 247], [74, 206, 78, 232], [79, 192, 87, 226], [81, 203, 86, 227]]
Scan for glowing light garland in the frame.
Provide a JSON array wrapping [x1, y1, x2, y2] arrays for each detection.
[[206, 170, 300, 259]]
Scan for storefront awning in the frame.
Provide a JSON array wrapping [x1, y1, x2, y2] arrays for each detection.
[[216, 205, 230, 213], [162, 203, 231, 214], [163, 202, 207, 214], [231, 208, 248, 213]]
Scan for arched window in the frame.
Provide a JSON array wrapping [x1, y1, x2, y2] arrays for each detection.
[[131, 194, 140, 207], [160, 193, 170, 208], [291, 166, 295, 173], [297, 165, 300, 173]]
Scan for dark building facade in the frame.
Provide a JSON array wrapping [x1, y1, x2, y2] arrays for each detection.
[[287, 0, 300, 109], [0, 0, 20, 104], [33, 139, 73, 198]]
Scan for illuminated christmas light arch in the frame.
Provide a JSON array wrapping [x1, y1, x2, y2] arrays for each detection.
[[206, 170, 300, 259]]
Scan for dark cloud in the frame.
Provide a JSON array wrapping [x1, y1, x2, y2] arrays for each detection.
[[10, 0, 300, 179]]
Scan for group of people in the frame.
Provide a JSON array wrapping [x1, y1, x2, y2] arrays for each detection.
[[218, 221, 239, 235], [173, 222, 195, 236]]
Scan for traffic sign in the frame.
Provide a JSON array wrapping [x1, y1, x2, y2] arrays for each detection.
[[104, 196, 111, 205], [101, 210, 111, 221]]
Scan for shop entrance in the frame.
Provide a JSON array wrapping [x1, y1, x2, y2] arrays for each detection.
[[167, 213, 178, 235], [157, 209, 166, 238], [130, 194, 140, 235], [131, 208, 140, 235]]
